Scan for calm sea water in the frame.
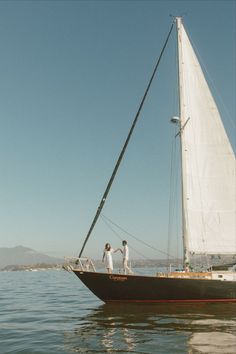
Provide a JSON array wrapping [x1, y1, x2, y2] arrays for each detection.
[[0, 269, 235, 354]]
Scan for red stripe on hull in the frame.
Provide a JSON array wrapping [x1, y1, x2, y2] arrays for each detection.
[[105, 298, 236, 303]]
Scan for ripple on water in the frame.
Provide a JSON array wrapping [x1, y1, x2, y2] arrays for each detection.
[[0, 270, 236, 353]]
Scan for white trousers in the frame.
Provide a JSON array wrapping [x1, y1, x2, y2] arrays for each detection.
[[123, 258, 132, 274]]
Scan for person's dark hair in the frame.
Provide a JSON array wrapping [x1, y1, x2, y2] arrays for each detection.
[[122, 240, 127, 246], [105, 243, 111, 251]]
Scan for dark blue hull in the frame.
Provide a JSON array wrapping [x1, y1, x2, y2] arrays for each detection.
[[73, 271, 236, 303]]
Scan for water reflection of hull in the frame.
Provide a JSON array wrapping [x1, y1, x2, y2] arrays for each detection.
[[73, 271, 236, 303], [64, 302, 236, 354]]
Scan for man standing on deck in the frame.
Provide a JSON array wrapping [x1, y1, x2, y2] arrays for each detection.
[[121, 240, 133, 275]]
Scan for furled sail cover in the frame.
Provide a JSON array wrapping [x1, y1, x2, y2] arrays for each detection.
[[177, 19, 236, 254]]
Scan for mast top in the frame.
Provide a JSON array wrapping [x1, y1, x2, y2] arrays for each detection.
[[169, 15, 183, 22], [175, 17, 183, 27]]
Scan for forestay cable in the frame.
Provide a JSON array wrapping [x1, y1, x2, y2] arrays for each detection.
[[79, 21, 174, 258]]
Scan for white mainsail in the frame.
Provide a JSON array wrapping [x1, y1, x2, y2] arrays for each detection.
[[177, 18, 236, 255]]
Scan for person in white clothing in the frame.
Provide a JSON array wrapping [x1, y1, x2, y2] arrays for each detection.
[[121, 240, 133, 274], [102, 243, 119, 274]]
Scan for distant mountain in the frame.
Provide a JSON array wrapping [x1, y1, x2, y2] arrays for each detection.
[[0, 246, 63, 269]]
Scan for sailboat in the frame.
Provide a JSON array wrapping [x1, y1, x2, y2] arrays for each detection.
[[65, 17, 236, 303]]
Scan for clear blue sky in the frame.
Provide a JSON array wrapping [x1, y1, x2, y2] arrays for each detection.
[[0, 0, 235, 260]]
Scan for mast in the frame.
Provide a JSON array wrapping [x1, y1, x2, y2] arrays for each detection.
[[176, 17, 189, 266]]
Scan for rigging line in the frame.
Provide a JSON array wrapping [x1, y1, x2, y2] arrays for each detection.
[[100, 216, 150, 260], [101, 214, 175, 259], [167, 130, 178, 259], [175, 142, 181, 260], [78, 21, 175, 258]]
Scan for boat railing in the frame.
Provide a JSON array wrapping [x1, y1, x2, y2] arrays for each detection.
[[63, 257, 96, 273], [156, 271, 212, 279]]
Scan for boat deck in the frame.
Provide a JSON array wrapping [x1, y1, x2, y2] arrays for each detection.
[[158, 271, 212, 279]]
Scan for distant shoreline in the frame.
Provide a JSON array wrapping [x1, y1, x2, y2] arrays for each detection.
[[2, 255, 235, 272], [1, 259, 180, 272], [1, 263, 63, 272]]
